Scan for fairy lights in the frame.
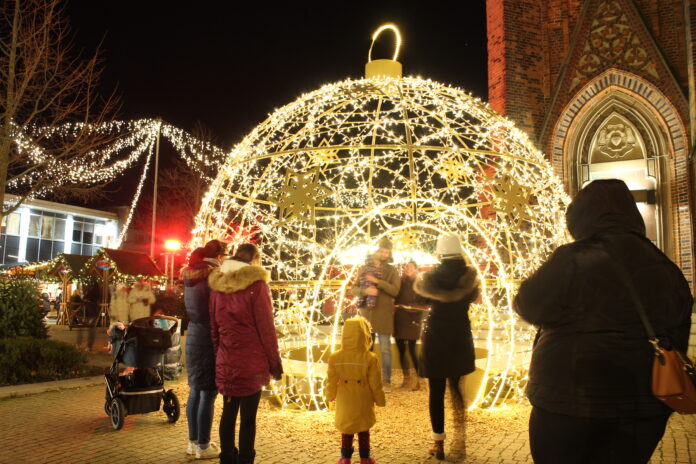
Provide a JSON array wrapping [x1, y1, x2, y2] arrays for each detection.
[[7, 24, 571, 413], [192, 24, 570, 411], [8, 118, 227, 245]]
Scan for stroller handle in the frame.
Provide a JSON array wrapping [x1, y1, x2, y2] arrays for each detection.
[[130, 315, 179, 334]]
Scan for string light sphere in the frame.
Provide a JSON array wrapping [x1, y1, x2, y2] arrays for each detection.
[[193, 26, 569, 410]]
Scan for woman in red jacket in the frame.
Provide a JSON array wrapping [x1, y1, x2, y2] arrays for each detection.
[[209, 244, 283, 464]]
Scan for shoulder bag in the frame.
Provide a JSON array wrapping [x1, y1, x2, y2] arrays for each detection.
[[608, 244, 696, 414]]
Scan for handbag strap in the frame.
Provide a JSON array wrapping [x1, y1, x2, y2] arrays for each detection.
[[598, 239, 662, 353]]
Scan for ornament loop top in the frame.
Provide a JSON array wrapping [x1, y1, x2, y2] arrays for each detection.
[[368, 23, 401, 62]]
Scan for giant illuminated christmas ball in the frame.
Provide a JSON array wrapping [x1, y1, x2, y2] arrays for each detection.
[[193, 25, 569, 410]]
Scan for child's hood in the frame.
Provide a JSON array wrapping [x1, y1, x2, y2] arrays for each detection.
[[341, 317, 372, 352]]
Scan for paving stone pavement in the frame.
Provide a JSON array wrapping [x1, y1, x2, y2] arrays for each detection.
[[0, 375, 694, 464]]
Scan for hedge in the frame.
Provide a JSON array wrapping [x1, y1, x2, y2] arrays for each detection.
[[0, 337, 91, 385], [0, 279, 47, 339]]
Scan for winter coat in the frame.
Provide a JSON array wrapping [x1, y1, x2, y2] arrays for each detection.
[[128, 285, 155, 320], [181, 261, 217, 390], [353, 260, 400, 334], [109, 286, 130, 323], [414, 259, 480, 379], [394, 275, 428, 340], [327, 317, 386, 434], [514, 179, 693, 418], [209, 259, 283, 397]]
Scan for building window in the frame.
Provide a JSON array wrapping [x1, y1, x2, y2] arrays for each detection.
[[71, 216, 107, 256], [24, 210, 67, 263], [0, 213, 21, 265]]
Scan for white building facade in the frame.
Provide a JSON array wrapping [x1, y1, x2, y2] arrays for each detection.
[[0, 197, 120, 266]]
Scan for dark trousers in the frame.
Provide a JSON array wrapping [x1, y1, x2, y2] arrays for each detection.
[[76, 324, 96, 351], [219, 390, 262, 461], [428, 377, 462, 434], [529, 406, 670, 464], [395, 339, 417, 370]]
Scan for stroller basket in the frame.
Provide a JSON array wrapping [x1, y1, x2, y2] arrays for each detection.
[[111, 316, 179, 368]]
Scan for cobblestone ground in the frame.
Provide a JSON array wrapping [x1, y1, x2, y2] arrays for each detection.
[[0, 373, 695, 464]]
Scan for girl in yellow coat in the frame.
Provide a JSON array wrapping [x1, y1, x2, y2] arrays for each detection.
[[327, 317, 386, 464]]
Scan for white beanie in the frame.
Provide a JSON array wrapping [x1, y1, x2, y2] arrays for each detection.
[[435, 233, 463, 258]]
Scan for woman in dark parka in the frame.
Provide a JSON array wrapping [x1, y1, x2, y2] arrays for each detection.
[[414, 233, 480, 463], [514, 179, 692, 464], [181, 240, 226, 459]]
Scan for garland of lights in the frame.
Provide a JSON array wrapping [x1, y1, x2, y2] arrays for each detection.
[[8, 118, 228, 242], [13, 118, 226, 188], [113, 127, 157, 248], [84, 249, 167, 285]]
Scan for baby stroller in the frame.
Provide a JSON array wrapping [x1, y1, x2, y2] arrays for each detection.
[[104, 316, 181, 430]]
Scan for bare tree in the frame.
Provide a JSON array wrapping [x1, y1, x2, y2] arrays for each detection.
[[0, 0, 119, 218]]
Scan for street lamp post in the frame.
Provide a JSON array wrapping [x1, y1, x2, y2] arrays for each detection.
[[163, 239, 182, 289]]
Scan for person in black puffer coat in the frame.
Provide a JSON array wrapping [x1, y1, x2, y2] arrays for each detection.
[[181, 240, 226, 459], [414, 233, 479, 463], [514, 179, 692, 464]]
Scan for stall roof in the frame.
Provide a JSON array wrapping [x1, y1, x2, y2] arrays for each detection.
[[95, 249, 163, 277], [59, 254, 91, 274]]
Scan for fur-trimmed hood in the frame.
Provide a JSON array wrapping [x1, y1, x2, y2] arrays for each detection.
[[208, 259, 270, 294], [414, 261, 480, 303]]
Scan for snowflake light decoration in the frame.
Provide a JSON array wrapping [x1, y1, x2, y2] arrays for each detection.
[[193, 24, 569, 410]]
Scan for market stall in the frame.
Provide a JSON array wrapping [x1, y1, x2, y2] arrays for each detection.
[[85, 249, 164, 327], [46, 254, 91, 326]]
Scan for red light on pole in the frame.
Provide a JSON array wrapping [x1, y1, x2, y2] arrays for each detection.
[[163, 239, 182, 289], [164, 239, 182, 252]]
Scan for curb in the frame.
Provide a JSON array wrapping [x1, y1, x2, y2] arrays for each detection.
[[0, 375, 103, 400]]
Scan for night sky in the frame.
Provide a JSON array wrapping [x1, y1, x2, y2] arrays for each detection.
[[65, 1, 488, 206]]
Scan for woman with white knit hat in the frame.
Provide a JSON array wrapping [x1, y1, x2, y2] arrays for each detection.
[[414, 233, 480, 462]]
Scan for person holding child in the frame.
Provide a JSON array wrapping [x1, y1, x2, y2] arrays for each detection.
[[352, 237, 400, 392], [328, 316, 386, 464]]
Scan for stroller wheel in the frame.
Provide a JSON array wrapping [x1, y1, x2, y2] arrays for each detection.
[[104, 400, 111, 416], [162, 389, 180, 423], [110, 398, 127, 430]]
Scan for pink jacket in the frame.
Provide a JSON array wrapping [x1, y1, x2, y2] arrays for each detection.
[[208, 260, 282, 397]]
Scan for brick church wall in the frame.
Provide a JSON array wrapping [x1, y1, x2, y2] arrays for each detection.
[[486, 0, 695, 288], [487, 0, 691, 146]]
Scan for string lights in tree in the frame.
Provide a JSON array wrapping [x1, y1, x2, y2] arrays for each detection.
[[192, 24, 570, 411], [9, 118, 227, 244]]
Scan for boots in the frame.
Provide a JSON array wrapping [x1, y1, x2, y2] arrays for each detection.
[[338, 447, 353, 464], [428, 432, 446, 461], [219, 446, 238, 464], [237, 450, 255, 464], [412, 375, 421, 391], [360, 459, 377, 464], [448, 383, 467, 463], [400, 369, 412, 389]]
